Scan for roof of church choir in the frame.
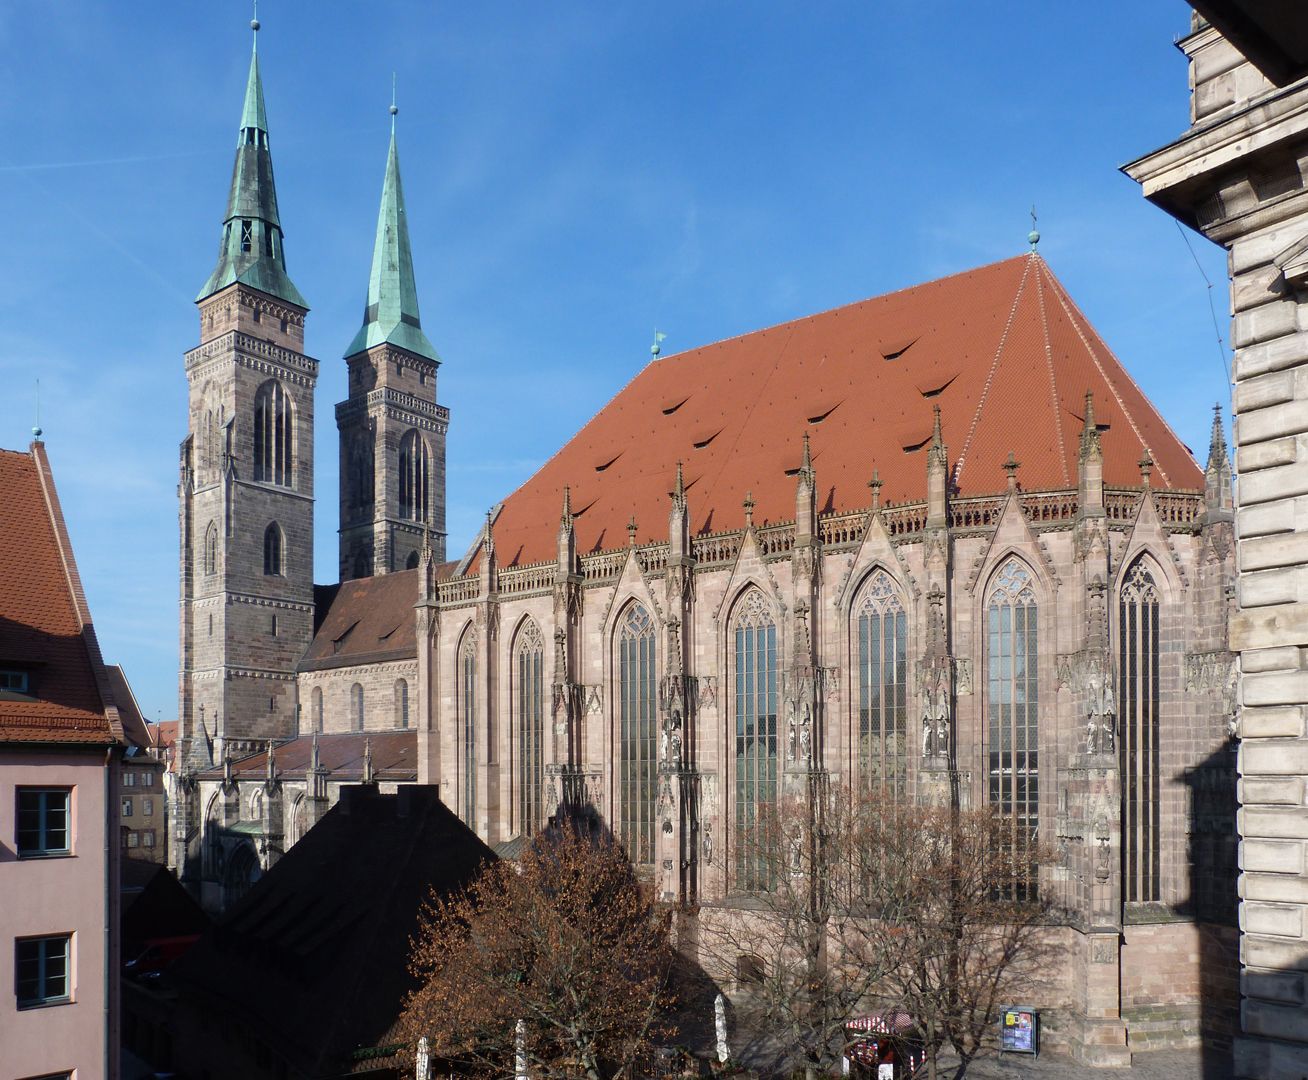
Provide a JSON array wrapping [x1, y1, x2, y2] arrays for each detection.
[[481, 253, 1204, 568], [0, 444, 121, 745]]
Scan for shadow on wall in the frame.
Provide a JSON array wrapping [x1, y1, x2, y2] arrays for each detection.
[[1181, 740, 1239, 1079]]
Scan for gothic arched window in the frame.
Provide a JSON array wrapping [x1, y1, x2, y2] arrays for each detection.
[[460, 633, 478, 827], [349, 429, 374, 514], [733, 589, 779, 891], [311, 686, 323, 733], [351, 683, 365, 732], [1120, 560, 1161, 903], [203, 521, 218, 576], [398, 429, 429, 522], [263, 523, 283, 577], [253, 380, 293, 486], [395, 678, 410, 729], [617, 604, 657, 864], [986, 559, 1039, 898], [516, 620, 545, 838], [406, 550, 420, 570], [855, 571, 908, 792]]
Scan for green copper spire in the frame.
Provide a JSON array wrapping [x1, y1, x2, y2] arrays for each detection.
[[197, 23, 307, 309], [345, 106, 438, 362]]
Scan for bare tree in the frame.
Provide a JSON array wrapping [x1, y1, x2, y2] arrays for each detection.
[[871, 798, 1060, 1080], [701, 782, 1059, 1080], [395, 818, 674, 1079], [699, 780, 915, 1080]]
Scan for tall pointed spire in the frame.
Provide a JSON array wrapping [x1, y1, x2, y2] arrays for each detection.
[[345, 95, 439, 362], [197, 16, 306, 308]]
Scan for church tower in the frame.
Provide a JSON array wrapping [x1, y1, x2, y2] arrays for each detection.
[[179, 20, 317, 767], [337, 104, 447, 579]]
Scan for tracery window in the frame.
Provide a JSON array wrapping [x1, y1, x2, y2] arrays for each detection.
[[733, 589, 779, 891], [263, 523, 282, 577], [395, 678, 410, 729], [398, 429, 429, 522], [460, 633, 478, 827], [617, 604, 657, 864], [856, 571, 908, 792], [253, 380, 292, 485], [1120, 560, 1161, 903], [516, 620, 545, 838], [986, 559, 1039, 898]]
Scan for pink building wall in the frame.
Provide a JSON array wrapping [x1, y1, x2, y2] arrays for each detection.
[[0, 747, 120, 1080]]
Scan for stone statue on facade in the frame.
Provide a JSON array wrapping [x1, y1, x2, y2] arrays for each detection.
[[798, 700, 813, 767], [661, 706, 683, 764], [1085, 661, 1116, 754], [921, 666, 950, 758], [786, 699, 798, 763]]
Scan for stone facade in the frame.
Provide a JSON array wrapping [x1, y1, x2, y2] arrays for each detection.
[[1125, 11, 1308, 1077], [179, 284, 318, 764], [337, 343, 448, 580], [120, 755, 167, 863], [415, 417, 1237, 1062]]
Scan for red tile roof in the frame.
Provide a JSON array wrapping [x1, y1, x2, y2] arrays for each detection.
[[483, 254, 1203, 568], [194, 731, 417, 782], [0, 444, 121, 745], [303, 563, 456, 671], [106, 665, 151, 749]]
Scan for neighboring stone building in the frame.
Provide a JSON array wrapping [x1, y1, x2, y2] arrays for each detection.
[[170, 19, 1242, 1061], [1125, 7, 1308, 1078], [0, 441, 126, 1080], [108, 664, 168, 864]]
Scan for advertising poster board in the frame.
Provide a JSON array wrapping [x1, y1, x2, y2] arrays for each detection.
[[999, 1006, 1039, 1055]]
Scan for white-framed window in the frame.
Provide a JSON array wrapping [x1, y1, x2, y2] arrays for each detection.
[[123, 772, 135, 787], [121, 798, 133, 818], [143, 830, 156, 848], [142, 798, 154, 817], [15, 935, 71, 1008], [127, 832, 140, 848], [16, 788, 71, 857]]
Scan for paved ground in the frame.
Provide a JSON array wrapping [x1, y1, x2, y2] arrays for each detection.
[[948, 1047, 1232, 1079]]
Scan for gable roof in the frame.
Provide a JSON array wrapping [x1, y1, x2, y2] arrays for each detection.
[[302, 563, 457, 672], [482, 254, 1203, 568], [169, 785, 493, 1077], [106, 664, 151, 750], [0, 444, 121, 746]]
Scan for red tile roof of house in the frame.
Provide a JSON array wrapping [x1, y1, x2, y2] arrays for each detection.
[[106, 665, 151, 749], [482, 254, 1203, 568], [0, 444, 122, 745]]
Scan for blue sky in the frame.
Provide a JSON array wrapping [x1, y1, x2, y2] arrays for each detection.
[[0, 3, 1228, 722]]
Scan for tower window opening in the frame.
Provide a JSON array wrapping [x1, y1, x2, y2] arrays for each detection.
[[240, 220, 253, 252], [270, 613, 279, 636], [252, 307, 261, 323], [208, 613, 214, 637], [264, 226, 274, 257], [253, 380, 293, 485], [398, 429, 429, 522], [280, 318, 287, 334], [352, 682, 365, 732], [263, 523, 283, 576]]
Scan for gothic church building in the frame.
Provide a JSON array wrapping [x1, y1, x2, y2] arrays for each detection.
[[173, 27, 1238, 1064]]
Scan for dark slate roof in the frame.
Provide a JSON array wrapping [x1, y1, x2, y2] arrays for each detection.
[[193, 731, 417, 783], [169, 786, 493, 1078], [121, 857, 210, 954]]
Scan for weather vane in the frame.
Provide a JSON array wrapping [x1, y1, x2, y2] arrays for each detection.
[[1028, 206, 1040, 251], [33, 378, 42, 439], [651, 330, 667, 358]]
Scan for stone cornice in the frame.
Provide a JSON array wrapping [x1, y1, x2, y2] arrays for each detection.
[[298, 658, 418, 681], [186, 330, 320, 387]]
